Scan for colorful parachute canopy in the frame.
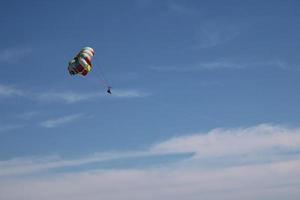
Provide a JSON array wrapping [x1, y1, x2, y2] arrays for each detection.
[[68, 47, 95, 76]]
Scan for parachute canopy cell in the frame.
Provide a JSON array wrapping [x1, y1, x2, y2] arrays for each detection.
[[68, 47, 95, 76]]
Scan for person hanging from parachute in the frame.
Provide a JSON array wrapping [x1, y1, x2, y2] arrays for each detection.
[[107, 86, 112, 94], [68, 47, 112, 94]]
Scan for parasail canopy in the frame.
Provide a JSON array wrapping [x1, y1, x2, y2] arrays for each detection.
[[68, 47, 95, 76]]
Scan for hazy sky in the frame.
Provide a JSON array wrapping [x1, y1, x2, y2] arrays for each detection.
[[1, 1, 300, 199]]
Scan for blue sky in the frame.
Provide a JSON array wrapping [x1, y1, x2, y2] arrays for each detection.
[[1, 1, 300, 199]]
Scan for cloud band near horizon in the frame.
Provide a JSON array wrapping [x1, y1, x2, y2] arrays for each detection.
[[1, 124, 300, 200]]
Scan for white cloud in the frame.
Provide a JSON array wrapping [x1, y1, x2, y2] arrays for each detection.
[[135, 0, 153, 8], [0, 83, 149, 103], [252, 60, 289, 70], [0, 47, 32, 64], [0, 151, 164, 177], [168, 2, 197, 16], [37, 89, 149, 103], [149, 59, 289, 72], [40, 114, 84, 128], [195, 21, 240, 48], [0, 124, 23, 133], [1, 124, 300, 200], [151, 124, 300, 159], [149, 60, 243, 72], [0, 84, 24, 97], [16, 111, 40, 120], [0, 160, 300, 200], [36, 91, 103, 103], [2, 124, 300, 175], [111, 89, 150, 98]]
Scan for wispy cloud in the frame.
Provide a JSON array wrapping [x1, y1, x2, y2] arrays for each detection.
[[0, 84, 149, 103], [0, 47, 32, 64], [36, 91, 103, 103], [111, 89, 150, 98], [0, 84, 24, 98], [149, 60, 243, 72], [1, 124, 300, 175], [1, 160, 300, 200], [0, 151, 167, 177], [16, 111, 40, 120], [135, 0, 153, 8], [151, 124, 300, 160], [1, 124, 300, 200], [195, 21, 240, 48], [149, 59, 289, 72], [40, 114, 84, 128], [0, 124, 24, 133], [137, 1, 197, 16], [37, 89, 149, 103], [168, 2, 197, 16]]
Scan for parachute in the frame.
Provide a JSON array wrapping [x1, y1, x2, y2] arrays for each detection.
[[68, 47, 112, 94], [68, 47, 95, 76]]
